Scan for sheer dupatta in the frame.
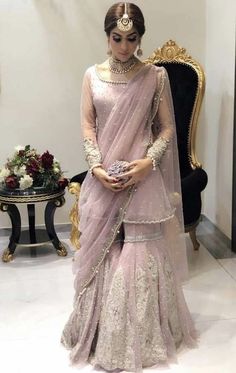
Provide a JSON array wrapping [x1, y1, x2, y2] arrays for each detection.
[[73, 65, 188, 303]]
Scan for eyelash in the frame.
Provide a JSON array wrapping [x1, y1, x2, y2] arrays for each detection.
[[112, 37, 137, 43]]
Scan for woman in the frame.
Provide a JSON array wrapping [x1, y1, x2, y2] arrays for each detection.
[[62, 3, 197, 372]]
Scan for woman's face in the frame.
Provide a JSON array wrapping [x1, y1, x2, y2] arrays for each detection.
[[108, 26, 140, 62]]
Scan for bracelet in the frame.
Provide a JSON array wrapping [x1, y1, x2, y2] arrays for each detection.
[[83, 138, 102, 171], [146, 137, 169, 170], [90, 163, 103, 176]]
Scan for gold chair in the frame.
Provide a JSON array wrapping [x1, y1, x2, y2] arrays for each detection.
[[145, 40, 207, 249]]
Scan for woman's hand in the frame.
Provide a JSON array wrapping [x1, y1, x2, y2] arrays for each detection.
[[117, 158, 153, 188], [92, 166, 124, 193]]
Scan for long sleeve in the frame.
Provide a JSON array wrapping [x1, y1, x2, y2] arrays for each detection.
[[146, 68, 174, 170], [81, 69, 102, 172]]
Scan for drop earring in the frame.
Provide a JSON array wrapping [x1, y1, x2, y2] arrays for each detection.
[[137, 43, 143, 57]]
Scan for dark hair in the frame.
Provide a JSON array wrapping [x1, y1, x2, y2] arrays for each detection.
[[104, 2, 145, 37]]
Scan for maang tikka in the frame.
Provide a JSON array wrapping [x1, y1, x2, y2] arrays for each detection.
[[117, 3, 133, 32]]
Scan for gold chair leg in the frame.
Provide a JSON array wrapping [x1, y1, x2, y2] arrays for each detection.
[[69, 198, 81, 250], [68, 182, 81, 250], [2, 248, 14, 263], [189, 226, 200, 250]]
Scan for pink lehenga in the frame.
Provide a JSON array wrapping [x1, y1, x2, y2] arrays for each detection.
[[61, 64, 197, 372]]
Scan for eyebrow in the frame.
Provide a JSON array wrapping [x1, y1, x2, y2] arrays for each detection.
[[112, 32, 138, 37]]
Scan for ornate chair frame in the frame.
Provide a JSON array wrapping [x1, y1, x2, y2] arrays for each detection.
[[145, 39, 205, 169], [145, 40, 206, 248]]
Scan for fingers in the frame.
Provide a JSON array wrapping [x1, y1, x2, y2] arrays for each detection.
[[127, 161, 137, 168], [118, 162, 139, 178], [118, 161, 136, 177], [110, 182, 124, 190], [118, 172, 129, 179], [117, 169, 134, 179], [103, 179, 133, 192], [100, 174, 118, 183], [95, 172, 117, 185], [105, 176, 118, 183], [102, 180, 124, 192], [119, 178, 136, 188]]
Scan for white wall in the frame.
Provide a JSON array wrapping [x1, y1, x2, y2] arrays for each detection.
[[0, 0, 235, 239], [197, 0, 236, 238]]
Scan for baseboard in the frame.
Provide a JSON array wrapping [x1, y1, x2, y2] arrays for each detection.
[[197, 215, 235, 259]]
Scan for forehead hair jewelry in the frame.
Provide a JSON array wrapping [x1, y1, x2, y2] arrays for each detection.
[[117, 3, 133, 32]]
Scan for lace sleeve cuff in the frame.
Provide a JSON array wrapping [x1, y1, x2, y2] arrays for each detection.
[[146, 137, 169, 170], [83, 138, 102, 173]]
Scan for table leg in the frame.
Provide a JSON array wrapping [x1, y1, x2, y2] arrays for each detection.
[[1, 203, 21, 262], [27, 204, 36, 243], [44, 196, 67, 256]]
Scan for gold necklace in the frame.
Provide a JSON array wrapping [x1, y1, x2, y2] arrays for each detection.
[[109, 55, 138, 74]]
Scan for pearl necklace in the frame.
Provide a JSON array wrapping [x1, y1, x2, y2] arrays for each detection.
[[108, 55, 138, 74]]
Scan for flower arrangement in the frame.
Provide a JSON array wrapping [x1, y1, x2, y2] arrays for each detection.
[[0, 145, 68, 191]]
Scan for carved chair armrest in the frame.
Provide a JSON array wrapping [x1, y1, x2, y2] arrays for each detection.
[[68, 171, 88, 250], [68, 182, 81, 250]]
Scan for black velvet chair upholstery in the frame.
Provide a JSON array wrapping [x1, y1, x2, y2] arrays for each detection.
[[70, 171, 87, 185], [69, 40, 208, 250]]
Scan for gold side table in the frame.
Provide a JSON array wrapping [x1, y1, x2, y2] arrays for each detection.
[[0, 187, 67, 262]]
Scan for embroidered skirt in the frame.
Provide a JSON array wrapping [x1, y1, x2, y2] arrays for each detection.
[[61, 222, 196, 372]]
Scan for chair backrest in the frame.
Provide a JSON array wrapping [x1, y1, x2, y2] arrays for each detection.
[[145, 40, 205, 178]]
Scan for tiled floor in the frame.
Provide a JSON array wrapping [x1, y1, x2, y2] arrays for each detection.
[[0, 233, 236, 373]]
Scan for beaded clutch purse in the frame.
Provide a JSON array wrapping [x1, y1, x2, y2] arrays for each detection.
[[107, 160, 130, 183]]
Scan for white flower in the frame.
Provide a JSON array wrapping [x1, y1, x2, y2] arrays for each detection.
[[53, 166, 60, 174], [14, 145, 25, 152], [53, 160, 61, 174], [0, 168, 10, 183], [14, 165, 26, 177], [27, 150, 36, 157], [19, 175, 33, 190]]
